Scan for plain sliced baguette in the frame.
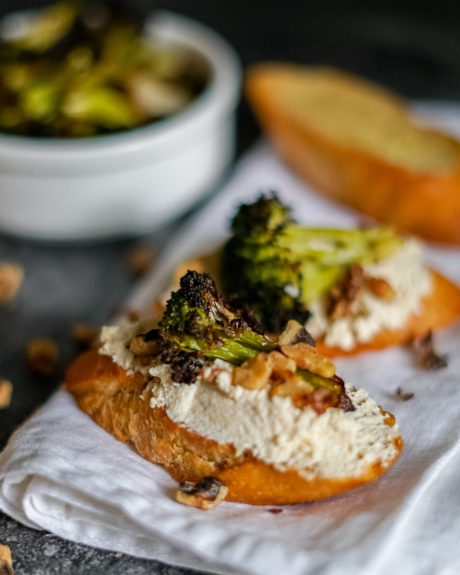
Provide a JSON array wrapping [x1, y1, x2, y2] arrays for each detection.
[[246, 64, 460, 244]]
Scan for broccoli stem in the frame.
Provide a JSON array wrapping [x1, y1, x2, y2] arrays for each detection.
[[278, 225, 402, 304]]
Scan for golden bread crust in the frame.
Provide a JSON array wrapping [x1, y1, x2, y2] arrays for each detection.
[[246, 64, 460, 245], [66, 350, 402, 505]]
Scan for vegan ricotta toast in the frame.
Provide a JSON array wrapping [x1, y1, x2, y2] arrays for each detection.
[[176, 194, 460, 357], [66, 271, 402, 507]]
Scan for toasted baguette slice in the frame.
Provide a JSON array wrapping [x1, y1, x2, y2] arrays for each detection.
[[174, 257, 460, 357], [316, 269, 460, 357], [66, 350, 402, 506], [246, 64, 460, 245]]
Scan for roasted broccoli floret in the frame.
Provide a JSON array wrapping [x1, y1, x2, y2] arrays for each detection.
[[157, 271, 276, 378], [221, 193, 403, 331], [137, 271, 353, 411]]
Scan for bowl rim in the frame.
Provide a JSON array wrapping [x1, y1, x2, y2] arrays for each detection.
[[0, 10, 241, 160]]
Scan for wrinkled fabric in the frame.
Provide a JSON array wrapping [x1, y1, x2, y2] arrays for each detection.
[[1, 103, 460, 575]]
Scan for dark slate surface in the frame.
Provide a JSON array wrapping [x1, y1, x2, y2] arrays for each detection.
[[1, 0, 460, 573]]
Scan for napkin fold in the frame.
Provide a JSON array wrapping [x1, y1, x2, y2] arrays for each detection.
[[2, 102, 460, 575]]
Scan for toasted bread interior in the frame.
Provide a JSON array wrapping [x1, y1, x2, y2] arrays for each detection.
[[250, 65, 460, 174]]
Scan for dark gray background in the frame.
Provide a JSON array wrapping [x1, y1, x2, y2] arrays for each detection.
[[1, 1, 460, 573]]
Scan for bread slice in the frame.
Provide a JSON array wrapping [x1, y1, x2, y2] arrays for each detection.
[[316, 269, 460, 357], [66, 350, 402, 506], [246, 64, 460, 245], [174, 256, 460, 357]]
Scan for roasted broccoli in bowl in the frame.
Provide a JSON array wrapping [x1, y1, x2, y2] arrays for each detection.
[[0, 1, 210, 138], [220, 193, 403, 331]]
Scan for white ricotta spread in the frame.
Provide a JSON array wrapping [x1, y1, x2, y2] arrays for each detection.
[[99, 317, 158, 374], [306, 239, 431, 350], [146, 360, 399, 480]]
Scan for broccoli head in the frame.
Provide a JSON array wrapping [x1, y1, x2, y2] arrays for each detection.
[[137, 270, 353, 412], [220, 193, 403, 331], [156, 271, 276, 380]]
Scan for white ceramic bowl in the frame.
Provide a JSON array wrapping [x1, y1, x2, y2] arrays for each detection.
[[0, 11, 240, 240]]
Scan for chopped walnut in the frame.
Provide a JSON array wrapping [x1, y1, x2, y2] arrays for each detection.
[[231, 340, 352, 413], [278, 319, 316, 347], [412, 330, 448, 371], [126, 245, 156, 278], [270, 374, 314, 407], [0, 380, 13, 409], [72, 323, 99, 350], [129, 332, 159, 357], [280, 343, 335, 378], [232, 353, 272, 389], [327, 265, 364, 320], [27, 339, 59, 377], [365, 276, 396, 301], [394, 387, 414, 401], [176, 476, 228, 510], [0, 544, 13, 575], [0, 263, 24, 305]]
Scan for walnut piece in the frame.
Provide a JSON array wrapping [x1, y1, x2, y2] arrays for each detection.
[[176, 476, 228, 510], [280, 343, 335, 378], [0, 381, 13, 410], [232, 353, 272, 389], [278, 319, 316, 347], [0, 544, 14, 575], [327, 265, 364, 320], [366, 276, 396, 301], [412, 330, 448, 371], [126, 245, 156, 278], [270, 374, 314, 408], [394, 387, 414, 401], [129, 332, 159, 356], [0, 263, 24, 305], [26, 339, 59, 377], [72, 323, 99, 350]]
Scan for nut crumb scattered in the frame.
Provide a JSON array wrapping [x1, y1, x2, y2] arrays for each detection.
[[0, 544, 14, 574], [176, 476, 228, 510], [0, 263, 24, 305], [394, 387, 414, 401], [27, 339, 59, 377], [0, 381, 13, 409], [127, 309, 141, 322], [412, 330, 448, 371], [72, 323, 99, 350], [267, 508, 283, 514], [126, 245, 156, 278]]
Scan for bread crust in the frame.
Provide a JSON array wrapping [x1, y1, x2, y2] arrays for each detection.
[[66, 350, 402, 505], [246, 64, 460, 245]]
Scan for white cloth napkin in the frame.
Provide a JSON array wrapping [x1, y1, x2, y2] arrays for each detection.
[[2, 103, 460, 575]]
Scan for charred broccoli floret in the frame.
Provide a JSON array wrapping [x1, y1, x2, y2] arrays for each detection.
[[157, 271, 276, 379], [137, 271, 353, 411], [221, 193, 403, 331]]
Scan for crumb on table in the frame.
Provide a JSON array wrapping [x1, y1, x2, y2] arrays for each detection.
[[0, 380, 13, 409], [0, 263, 24, 305], [26, 339, 59, 377]]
